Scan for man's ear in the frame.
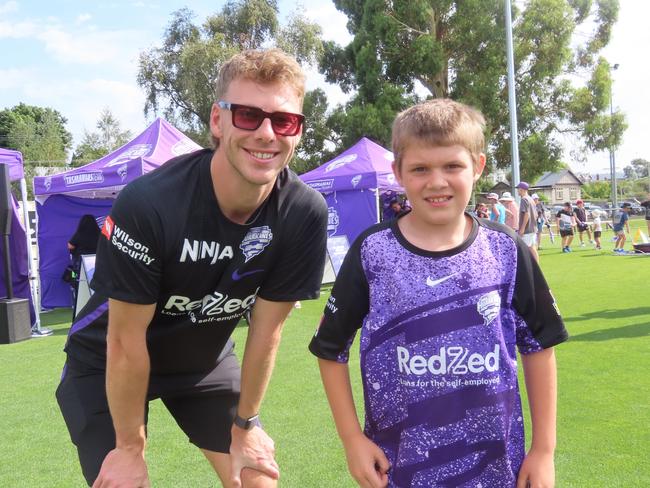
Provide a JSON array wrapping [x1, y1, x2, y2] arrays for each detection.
[[210, 103, 222, 138]]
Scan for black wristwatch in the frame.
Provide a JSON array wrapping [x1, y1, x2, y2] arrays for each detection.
[[233, 413, 261, 430]]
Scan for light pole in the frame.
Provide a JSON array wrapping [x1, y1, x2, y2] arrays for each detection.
[[504, 0, 521, 196], [609, 63, 619, 209]]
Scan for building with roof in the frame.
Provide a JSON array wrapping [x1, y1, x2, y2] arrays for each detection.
[[531, 169, 584, 204]]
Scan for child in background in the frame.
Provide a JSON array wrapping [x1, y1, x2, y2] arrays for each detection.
[[556, 202, 576, 253], [613, 203, 632, 253], [310, 99, 568, 488], [592, 209, 604, 250]]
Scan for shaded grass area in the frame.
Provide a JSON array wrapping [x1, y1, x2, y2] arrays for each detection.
[[0, 221, 648, 486]]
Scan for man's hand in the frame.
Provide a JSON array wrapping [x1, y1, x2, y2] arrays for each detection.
[[343, 433, 390, 488], [516, 447, 555, 488], [230, 424, 279, 487], [92, 447, 149, 488]]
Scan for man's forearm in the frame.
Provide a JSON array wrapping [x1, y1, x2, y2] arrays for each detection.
[[237, 300, 293, 417], [106, 336, 150, 450], [521, 348, 557, 453]]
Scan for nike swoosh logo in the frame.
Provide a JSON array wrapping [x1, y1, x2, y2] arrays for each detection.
[[426, 273, 457, 288], [232, 269, 264, 281]]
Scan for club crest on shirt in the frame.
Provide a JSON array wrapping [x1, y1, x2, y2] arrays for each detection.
[[240, 226, 273, 262], [477, 290, 501, 326]]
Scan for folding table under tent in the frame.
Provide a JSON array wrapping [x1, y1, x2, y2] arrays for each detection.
[[299, 137, 403, 275], [0, 148, 38, 329], [33, 118, 202, 309]]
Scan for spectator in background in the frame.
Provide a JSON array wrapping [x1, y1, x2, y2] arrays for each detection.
[[389, 198, 410, 218], [613, 202, 633, 253], [516, 182, 539, 262], [532, 194, 553, 249], [474, 202, 490, 219], [500, 191, 519, 230], [67, 214, 101, 318], [556, 202, 576, 253], [67, 214, 101, 282], [591, 209, 604, 250], [487, 192, 506, 224], [574, 200, 593, 247]]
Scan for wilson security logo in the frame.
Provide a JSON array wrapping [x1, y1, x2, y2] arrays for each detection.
[[240, 226, 273, 262], [102, 216, 155, 265], [397, 345, 500, 376]]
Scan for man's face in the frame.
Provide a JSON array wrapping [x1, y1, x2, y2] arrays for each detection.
[[517, 187, 525, 197], [393, 143, 484, 229], [390, 202, 402, 213], [210, 78, 303, 188]]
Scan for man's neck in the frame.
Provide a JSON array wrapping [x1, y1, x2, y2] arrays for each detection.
[[210, 151, 276, 225]]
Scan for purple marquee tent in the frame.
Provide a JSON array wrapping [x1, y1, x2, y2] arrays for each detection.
[[300, 137, 403, 271], [0, 148, 37, 327], [33, 118, 202, 308]]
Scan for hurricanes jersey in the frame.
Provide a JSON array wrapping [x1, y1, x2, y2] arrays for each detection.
[[310, 214, 567, 487]]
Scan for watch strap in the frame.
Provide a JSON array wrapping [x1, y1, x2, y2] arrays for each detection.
[[233, 413, 261, 430]]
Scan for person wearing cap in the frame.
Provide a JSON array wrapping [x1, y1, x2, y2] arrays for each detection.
[[613, 202, 633, 253], [499, 191, 519, 230], [574, 199, 593, 247], [516, 182, 539, 261], [640, 193, 650, 235], [487, 192, 507, 224]]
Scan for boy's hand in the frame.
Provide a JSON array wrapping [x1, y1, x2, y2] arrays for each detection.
[[516, 447, 555, 488], [344, 433, 390, 488]]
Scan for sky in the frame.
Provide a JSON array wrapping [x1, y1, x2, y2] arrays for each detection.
[[0, 0, 647, 176]]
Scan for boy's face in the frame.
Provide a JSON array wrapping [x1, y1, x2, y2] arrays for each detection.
[[393, 142, 485, 230]]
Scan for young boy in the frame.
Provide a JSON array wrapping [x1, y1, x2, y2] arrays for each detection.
[[555, 202, 576, 253], [613, 202, 632, 253], [309, 99, 568, 487], [592, 209, 604, 250]]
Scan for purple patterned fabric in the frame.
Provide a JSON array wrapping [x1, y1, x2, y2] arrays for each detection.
[[358, 226, 539, 487]]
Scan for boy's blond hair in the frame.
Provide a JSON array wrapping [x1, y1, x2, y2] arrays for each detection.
[[392, 99, 486, 171], [215, 48, 306, 105]]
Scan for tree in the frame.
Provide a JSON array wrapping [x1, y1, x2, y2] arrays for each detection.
[[320, 0, 625, 183], [71, 109, 133, 167], [0, 103, 72, 163], [628, 158, 649, 179], [137, 1, 323, 147], [581, 180, 611, 200]]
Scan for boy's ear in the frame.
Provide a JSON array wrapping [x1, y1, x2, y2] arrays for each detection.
[[473, 153, 487, 182], [392, 162, 402, 186]]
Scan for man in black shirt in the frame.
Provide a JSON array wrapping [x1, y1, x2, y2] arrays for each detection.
[[56, 49, 328, 487]]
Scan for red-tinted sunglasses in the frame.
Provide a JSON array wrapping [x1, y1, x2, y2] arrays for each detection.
[[218, 101, 304, 136]]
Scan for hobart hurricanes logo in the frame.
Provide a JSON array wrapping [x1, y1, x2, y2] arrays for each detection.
[[117, 163, 128, 181], [104, 144, 152, 167], [102, 216, 155, 266], [325, 154, 357, 173], [327, 207, 339, 237], [240, 226, 273, 262], [477, 291, 501, 326]]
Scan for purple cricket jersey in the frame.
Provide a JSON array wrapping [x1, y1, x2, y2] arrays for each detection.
[[310, 214, 567, 487]]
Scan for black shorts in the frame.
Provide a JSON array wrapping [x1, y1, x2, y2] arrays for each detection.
[[577, 223, 589, 232], [56, 350, 240, 485], [559, 229, 574, 237], [594, 230, 602, 238]]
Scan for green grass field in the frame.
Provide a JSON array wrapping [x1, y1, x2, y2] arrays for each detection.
[[0, 219, 648, 487]]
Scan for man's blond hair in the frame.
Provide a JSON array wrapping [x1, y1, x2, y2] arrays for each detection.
[[392, 99, 486, 171], [215, 48, 305, 104]]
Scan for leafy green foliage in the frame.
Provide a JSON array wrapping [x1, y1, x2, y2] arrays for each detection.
[[318, 0, 624, 184], [70, 109, 132, 167], [137, 1, 323, 146]]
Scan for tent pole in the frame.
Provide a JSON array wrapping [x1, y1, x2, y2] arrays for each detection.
[[19, 178, 47, 335], [375, 188, 381, 223]]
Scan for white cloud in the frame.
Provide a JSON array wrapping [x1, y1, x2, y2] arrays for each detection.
[[303, 3, 352, 44], [0, 1, 17, 15], [75, 13, 92, 25], [0, 19, 38, 38], [0, 67, 37, 91]]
